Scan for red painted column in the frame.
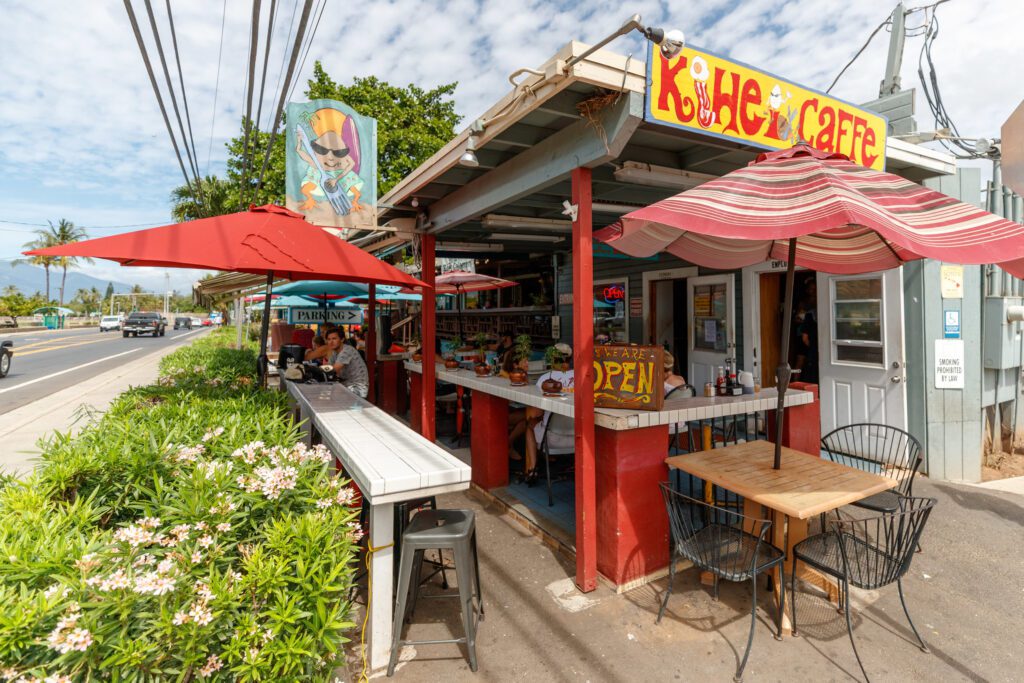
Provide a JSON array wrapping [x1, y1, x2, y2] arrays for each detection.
[[420, 234, 437, 442], [377, 360, 399, 414], [470, 392, 510, 489], [409, 370, 423, 434], [367, 284, 377, 403], [397, 363, 409, 416], [768, 382, 820, 456], [571, 167, 597, 593]]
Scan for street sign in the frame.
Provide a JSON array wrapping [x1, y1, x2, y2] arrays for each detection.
[[287, 308, 363, 325]]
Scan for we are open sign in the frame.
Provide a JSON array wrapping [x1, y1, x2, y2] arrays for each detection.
[[593, 345, 665, 411]]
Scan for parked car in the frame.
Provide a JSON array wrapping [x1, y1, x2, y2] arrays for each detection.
[[0, 340, 12, 378], [190, 317, 203, 327], [173, 316, 193, 330], [201, 318, 213, 327], [122, 312, 166, 337], [99, 315, 121, 332], [0, 316, 17, 329]]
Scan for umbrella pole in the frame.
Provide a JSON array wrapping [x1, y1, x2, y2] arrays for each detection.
[[258, 271, 274, 386], [322, 292, 328, 330], [773, 239, 798, 469]]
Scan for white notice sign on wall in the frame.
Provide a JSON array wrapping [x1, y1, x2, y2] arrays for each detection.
[[934, 339, 965, 389]]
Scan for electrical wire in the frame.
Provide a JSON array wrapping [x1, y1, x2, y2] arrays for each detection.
[[163, 0, 207, 212], [122, 0, 194, 198], [0, 219, 165, 230], [254, 0, 314, 197], [825, 16, 891, 94], [141, 0, 203, 192], [271, 0, 301, 111], [286, 0, 326, 103], [253, 0, 279, 133], [238, 0, 264, 210], [205, 0, 228, 177]]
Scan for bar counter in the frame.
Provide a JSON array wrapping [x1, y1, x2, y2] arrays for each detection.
[[404, 360, 820, 589]]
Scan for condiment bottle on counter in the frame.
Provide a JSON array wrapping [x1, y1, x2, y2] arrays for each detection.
[[752, 349, 762, 393], [716, 366, 727, 396]]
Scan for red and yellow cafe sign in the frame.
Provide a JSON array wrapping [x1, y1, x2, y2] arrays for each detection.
[[646, 45, 887, 170]]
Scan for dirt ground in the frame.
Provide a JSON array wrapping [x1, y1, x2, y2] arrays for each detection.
[[981, 449, 1024, 480]]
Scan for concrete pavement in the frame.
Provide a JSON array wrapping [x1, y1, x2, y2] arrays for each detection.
[[0, 329, 207, 476]]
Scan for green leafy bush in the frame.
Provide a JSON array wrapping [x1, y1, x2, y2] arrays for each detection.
[[0, 329, 359, 681]]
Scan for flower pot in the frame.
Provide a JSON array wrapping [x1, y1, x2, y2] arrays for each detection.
[[444, 359, 460, 370], [474, 364, 491, 377], [411, 353, 422, 362], [508, 370, 527, 386], [541, 378, 563, 395]]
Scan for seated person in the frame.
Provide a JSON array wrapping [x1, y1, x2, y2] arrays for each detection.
[[491, 334, 514, 356], [522, 354, 575, 486], [304, 334, 329, 362], [500, 350, 531, 463], [322, 328, 369, 397], [663, 351, 687, 396]]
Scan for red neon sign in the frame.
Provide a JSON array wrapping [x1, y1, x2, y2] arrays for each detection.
[[602, 284, 625, 302]]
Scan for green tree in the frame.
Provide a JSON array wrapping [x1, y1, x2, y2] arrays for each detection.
[[41, 219, 92, 306], [169, 175, 236, 222], [12, 231, 57, 301], [170, 63, 460, 215], [73, 287, 102, 316]]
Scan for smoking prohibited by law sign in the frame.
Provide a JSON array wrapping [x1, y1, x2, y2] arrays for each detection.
[[944, 310, 961, 338], [935, 339, 965, 389]]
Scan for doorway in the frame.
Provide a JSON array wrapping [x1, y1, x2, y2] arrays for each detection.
[[642, 266, 699, 378], [757, 270, 819, 388]]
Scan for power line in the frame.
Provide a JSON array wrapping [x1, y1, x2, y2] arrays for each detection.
[[163, 0, 207, 210], [205, 0, 228, 176], [271, 0, 301, 111], [253, 0, 279, 133], [0, 219, 167, 230], [287, 0, 326, 103], [238, 0, 264, 210], [825, 15, 891, 94], [122, 0, 194, 198]]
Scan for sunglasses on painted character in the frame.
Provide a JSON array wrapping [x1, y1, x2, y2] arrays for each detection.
[[311, 141, 350, 158]]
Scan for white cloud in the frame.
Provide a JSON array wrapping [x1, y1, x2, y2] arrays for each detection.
[[0, 0, 1021, 284]]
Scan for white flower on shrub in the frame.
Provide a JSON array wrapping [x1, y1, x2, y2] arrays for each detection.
[[173, 445, 205, 464], [188, 601, 214, 626], [196, 461, 233, 479], [43, 583, 71, 601], [202, 426, 226, 442], [231, 441, 266, 464], [194, 522, 208, 531], [113, 525, 155, 548], [133, 554, 155, 568], [198, 535, 214, 549], [199, 654, 223, 677], [74, 553, 100, 572], [215, 522, 231, 533], [191, 551, 203, 564], [195, 582, 215, 601], [335, 486, 355, 506], [172, 611, 190, 626], [90, 569, 131, 592], [134, 572, 176, 596], [138, 517, 161, 529], [157, 558, 175, 575], [347, 521, 364, 542], [316, 499, 333, 509], [47, 612, 92, 654], [209, 497, 236, 515]]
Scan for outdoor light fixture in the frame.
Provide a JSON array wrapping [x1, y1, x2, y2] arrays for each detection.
[[481, 214, 572, 233], [459, 134, 480, 167], [563, 14, 686, 72], [488, 233, 564, 243], [613, 161, 717, 190], [591, 201, 645, 214], [438, 242, 504, 253]]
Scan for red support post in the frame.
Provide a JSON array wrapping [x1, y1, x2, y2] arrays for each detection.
[[571, 166, 598, 593], [470, 393, 510, 489], [420, 234, 437, 442], [367, 283, 376, 403]]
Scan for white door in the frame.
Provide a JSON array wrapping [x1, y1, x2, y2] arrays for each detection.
[[687, 274, 735, 389], [817, 270, 907, 435]]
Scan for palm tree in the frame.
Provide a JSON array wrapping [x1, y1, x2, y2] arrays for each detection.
[[170, 175, 234, 222], [12, 231, 57, 301], [44, 219, 93, 306]]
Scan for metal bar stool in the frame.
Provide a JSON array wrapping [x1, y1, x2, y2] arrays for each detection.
[[387, 508, 484, 676]]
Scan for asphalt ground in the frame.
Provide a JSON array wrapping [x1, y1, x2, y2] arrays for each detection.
[[0, 325, 207, 414]]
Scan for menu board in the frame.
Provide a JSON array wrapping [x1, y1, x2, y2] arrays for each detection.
[[593, 344, 665, 411]]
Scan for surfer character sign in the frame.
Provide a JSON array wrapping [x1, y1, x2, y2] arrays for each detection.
[[286, 99, 377, 230]]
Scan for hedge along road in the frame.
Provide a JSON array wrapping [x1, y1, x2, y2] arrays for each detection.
[[0, 326, 208, 414]]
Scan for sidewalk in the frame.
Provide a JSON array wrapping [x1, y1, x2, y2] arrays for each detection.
[[0, 331, 204, 477]]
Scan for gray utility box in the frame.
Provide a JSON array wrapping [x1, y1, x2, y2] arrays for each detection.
[[983, 297, 1024, 369]]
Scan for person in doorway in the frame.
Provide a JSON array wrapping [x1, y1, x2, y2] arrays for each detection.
[[663, 351, 687, 396], [522, 355, 575, 487], [323, 328, 369, 397], [794, 308, 819, 384]]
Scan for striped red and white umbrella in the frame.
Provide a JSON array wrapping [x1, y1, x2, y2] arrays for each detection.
[[596, 143, 1024, 275]]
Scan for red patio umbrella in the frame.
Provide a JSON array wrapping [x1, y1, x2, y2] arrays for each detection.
[[26, 204, 427, 382], [597, 143, 1024, 468]]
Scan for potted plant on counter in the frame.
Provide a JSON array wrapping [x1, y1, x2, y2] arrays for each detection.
[[507, 334, 532, 386], [544, 342, 572, 371], [473, 332, 491, 376], [444, 336, 463, 369], [409, 336, 422, 362]]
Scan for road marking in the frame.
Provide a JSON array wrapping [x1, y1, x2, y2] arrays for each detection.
[[16, 337, 116, 357], [0, 349, 142, 395], [14, 332, 109, 352]]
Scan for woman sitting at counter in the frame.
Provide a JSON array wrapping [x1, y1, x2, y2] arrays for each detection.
[[500, 350, 533, 468], [663, 351, 687, 396], [522, 349, 575, 487], [304, 332, 331, 362]]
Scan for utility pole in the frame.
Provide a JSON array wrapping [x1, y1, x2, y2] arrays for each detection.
[[164, 273, 171, 316], [879, 2, 906, 97]]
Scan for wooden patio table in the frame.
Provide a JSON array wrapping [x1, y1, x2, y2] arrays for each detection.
[[665, 440, 896, 634]]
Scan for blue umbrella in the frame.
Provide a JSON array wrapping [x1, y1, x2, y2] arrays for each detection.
[[273, 281, 401, 297]]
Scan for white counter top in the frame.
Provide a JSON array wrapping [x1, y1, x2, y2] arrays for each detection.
[[404, 361, 813, 431]]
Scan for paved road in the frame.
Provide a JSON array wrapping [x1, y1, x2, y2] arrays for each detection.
[[0, 326, 208, 415]]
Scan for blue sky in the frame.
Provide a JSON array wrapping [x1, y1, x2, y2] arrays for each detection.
[[0, 0, 1021, 291]]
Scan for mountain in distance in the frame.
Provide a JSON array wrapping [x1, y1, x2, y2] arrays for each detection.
[[0, 263, 131, 296]]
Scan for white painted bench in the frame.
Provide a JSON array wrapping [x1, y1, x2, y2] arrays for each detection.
[[285, 381, 471, 671]]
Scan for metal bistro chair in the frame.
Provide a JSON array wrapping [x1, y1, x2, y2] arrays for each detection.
[[821, 424, 923, 513], [539, 413, 575, 507], [657, 483, 786, 683], [791, 496, 937, 683]]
